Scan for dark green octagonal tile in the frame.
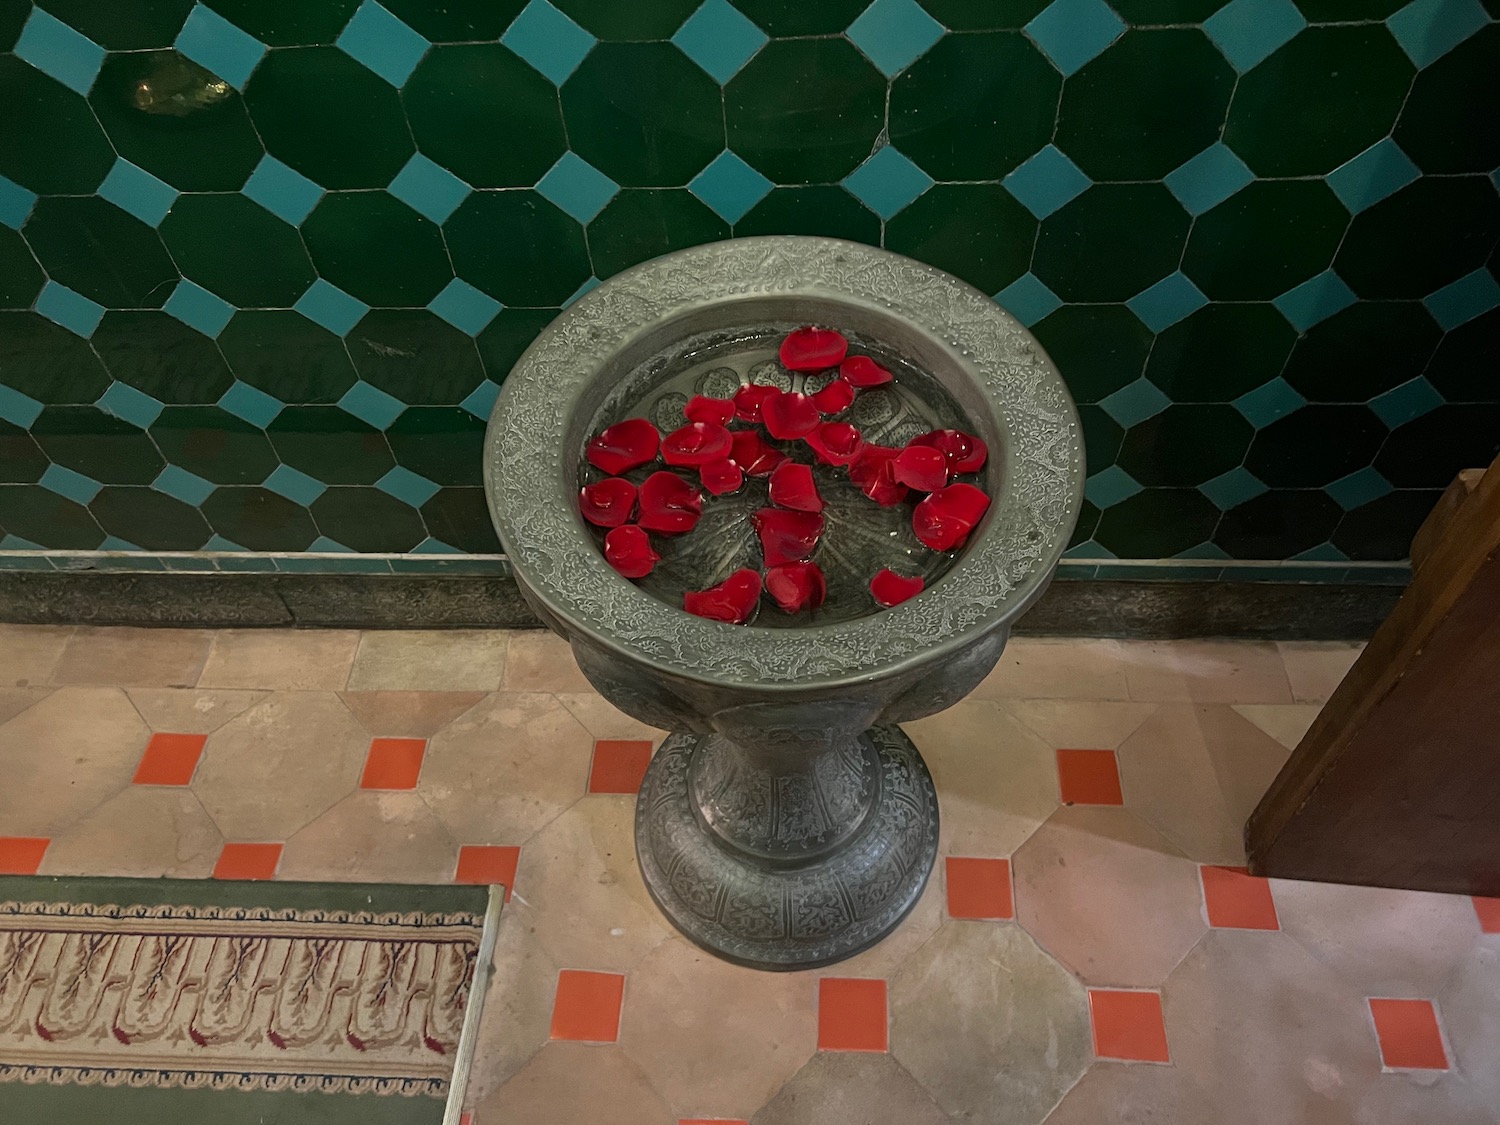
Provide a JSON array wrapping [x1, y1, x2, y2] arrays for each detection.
[[381, 0, 525, 40], [387, 407, 485, 486], [1033, 184, 1189, 302], [31, 406, 165, 484], [475, 306, 558, 382], [1056, 29, 1234, 182], [89, 53, 263, 192], [1424, 308, 1499, 403], [734, 187, 880, 244], [1223, 26, 1413, 177], [346, 310, 485, 406], [885, 184, 1036, 296], [202, 485, 318, 550], [24, 197, 178, 308], [420, 486, 501, 552], [1332, 489, 1441, 562], [446, 192, 590, 306], [0, 56, 114, 193], [267, 405, 394, 484], [730, 0, 869, 35], [1375, 405, 1500, 489], [1095, 488, 1222, 557], [0, 227, 43, 310], [588, 189, 728, 280], [1183, 180, 1347, 301], [563, 43, 723, 188], [149, 405, 279, 484], [36, 0, 194, 49], [0, 312, 110, 403], [405, 45, 565, 189], [0, 420, 46, 484], [1281, 302, 1441, 402], [891, 33, 1059, 181], [1077, 403, 1124, 477], [1294, 0, 1407, 16], [553, 0, 699, 39], [1116, 404, 1253, 487], [1032, 305, 1152, 404], [91, 311, 233, 404], [1144, 305, 1297, 403], [302, 193, 450, 307], [916, 0, 1049, 28], [1335, 177, 1500, 300], [1244, 404, 1385, 488], [218, 310, 358, 404], [311, 487, 426, 552], [1394, 26, 1500, 175], [203, 0, 360, 45], [160, 193, 316, 308], [244, 48, 414, 190], [0, 1, 24, 51], [1111, 0, 1228, 17], [0, 485, 103, 548], [90, 485, 213, 550], [726, 40, 885, 184], [1216, 489, 1342, 559]]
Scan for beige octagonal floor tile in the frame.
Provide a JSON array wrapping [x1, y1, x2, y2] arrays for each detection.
[[198, 629, 361, 690], [0, 686, 50, 725], [1277, 641, 1363, 704], [1007, 698, 1158, 749], [971, 637, 1132, 700], [337, 690, 487, 737], [346, 630, 509, 691], [277, 791, 459, 883], [192, 692, 366, 840], [1351, 1072, 1500, 1125], [475, 1042, 671, 1125], [1012, 806, 1206, 987], [0, 686, 147, 836], [619, 936, 816, 1120], [1231, 703, 1324, 751], [51, 627, 213, 688], [501, 630, 594, 693], [556, 692, 667, 743], [1437, 942, 1500, 1113], [463, 899, 561, 1106], [38, 787, 222, 878], [751, 1052, 950, 1125], [0, 624, 72, 687], [890, 921, 1091, 1125], [125, 688, 267, 733], [1043, 1062, 1216, 1125], [1117, 639, 1293, 704]]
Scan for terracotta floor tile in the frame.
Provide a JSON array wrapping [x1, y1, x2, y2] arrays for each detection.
[[277, 791, 459, 884], [0, 624, 72, 686], [132, 732, 208, 786], [1090, 989, 1171, 1063], [212, 841, 282, 880], [500, 630, 594, 693], [346, 630, 509, 692], [549, 969, 625, 1042], [587, 739, 653, 794], [1056, 748, 1123, 805], [945, 856, 1013, 920], [198, 629, 360, 690], [972, 638, 1132, 700], [1277, 641, 1363, 703], [1119, 639, 1293, 704], [1473, 896, 1500, 934], [51, 627, 213, 688], [1201, 865, 1280, 930], [455, 845, 521, 900], [0, 836, 49, 874], [818, 977, 887, 1052], [359, 737, 426, 789], [338, 690, 487, 737], [40, 787, 222, 879], [1369, 998, 1448, 1070]]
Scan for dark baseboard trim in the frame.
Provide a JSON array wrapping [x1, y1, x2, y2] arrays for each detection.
[[0, 571, 1401, 640]]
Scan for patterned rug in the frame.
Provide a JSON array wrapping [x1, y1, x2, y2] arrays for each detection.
[[0, 876, 500, 1123]]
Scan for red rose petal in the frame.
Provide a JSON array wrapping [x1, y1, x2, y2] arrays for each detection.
[[603, 525, 659, 579], [848, 444, 909, 507], [684, 395, 735, 426], [637, 471, 703, 534], [913, 483, 991, 551], [779, 327, 848, 372], [870, 569, 924, 607], [700, 458, 744, 496], [805, 421, 864, 467], [586, 418, 660, 475], [730, 429, 785, 477], [892, 445, 949, 492], [579, 477, 637, 527], [751, 508, 824, 567], [661, 421, 733, 467], [733, 383, 778, 422], [768, 462, 824, 512], [811, 377, 855, 414], [911, 429, 988, 474], [683, 568, 762, 624], [761, 391, 820, 440], [766, 561, 827, 613], [840, 355, 894, 387]]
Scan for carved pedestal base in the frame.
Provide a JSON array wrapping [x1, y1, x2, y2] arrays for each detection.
[[635, 726, 938, 971]]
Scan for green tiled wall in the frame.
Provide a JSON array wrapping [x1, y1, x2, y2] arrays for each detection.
[[0, 0, 1496, 568]]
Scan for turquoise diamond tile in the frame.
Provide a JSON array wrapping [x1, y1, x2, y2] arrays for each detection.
[[672, 0, 768, 84], [536, 152, 619, 225], [376, 465, 441, 506], [1370, 376, 1443, 426], [429, 279, 501, 336], [1273, 269, 1357, 332], [294, 280, 370, 336], [14, 8, 104, 96], [388, 153, 471, 224], [1164, 144, 1254, 217], [40, 463, 102, 505], [689, 151, 773, 224], [1175, 542, 1233, 560], [163, 280, 235, 338], [153, 465, 217, 506], [306, 536, 355, 553], [1204, 0, 1306, 74], [263, 464, 327, 506], [205, 533, 249, 552], [461, 379, 501, 419], [994, 274, 1063, 327], [1233, 376, 1306, 428], [1424, 268, 1500, 330], [411, 537, 462, 554], [1326, 139, 1420, 214], [35, 281, 105, 338], [98, 536, 145, 552], [242, 156, 325, 226], [97, 159, 178, 228], [1024, 0, 1125, 78], [1099, 376, 1171, 428], [1291, 543, 1349, 562], [1325, 467, 1395, 511], [502, 0, 596, 85], [97, 381, 164, 429], [847, 0, 945, 78], [1199, 467, 1269, 510], [0, 384, 44, 428], [1388, 0, 1487, 67], [1127, 272, 1208, 333], [0, 175, 37, 230], [1084, 466, 1144, 509], [1063, 541, 1117, 560], [175, 3, 267, 90], [338, 380, 405, 429], [337, 1, 429, 87], [0, 534, 47, 551], [218, 380, 284, 428], [1002, 145, 1091, 220], [842, 146, 934, 221], [564, 276, 601, 306]]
